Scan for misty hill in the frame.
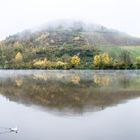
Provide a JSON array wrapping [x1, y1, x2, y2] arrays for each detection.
[[1, 20, 140, 69], [4, 20, 140, 47]]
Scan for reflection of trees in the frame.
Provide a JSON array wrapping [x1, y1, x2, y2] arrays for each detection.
[[33, 73, 48, 81], [119, 77, 131, 88], [0, 72, 140, 116], [71, 75, 80, 84], [93, 74, 110, 87], [15, 79, 23, 87]]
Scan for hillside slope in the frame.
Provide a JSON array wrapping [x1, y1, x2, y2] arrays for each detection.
[[0, 21, 140, 69], [4, 21, 140, 47]]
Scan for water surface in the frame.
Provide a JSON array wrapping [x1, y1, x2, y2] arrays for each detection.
[[0, 70, 140, 140]]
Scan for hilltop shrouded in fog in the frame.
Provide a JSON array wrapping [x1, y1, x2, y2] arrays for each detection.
[[4, 20, 140, 46], [1, 0, 140, 40]]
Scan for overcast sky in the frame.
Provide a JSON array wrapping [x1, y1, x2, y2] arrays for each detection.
[[0, 0, 140, 40]]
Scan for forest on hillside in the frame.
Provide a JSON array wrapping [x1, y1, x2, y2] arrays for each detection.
[[1, 21, 140, 69]]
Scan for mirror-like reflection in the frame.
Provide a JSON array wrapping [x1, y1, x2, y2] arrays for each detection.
[[0, 70, 140, 115]]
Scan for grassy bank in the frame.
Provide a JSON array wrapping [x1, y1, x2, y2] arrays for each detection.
[[99, 46, 140, 58]]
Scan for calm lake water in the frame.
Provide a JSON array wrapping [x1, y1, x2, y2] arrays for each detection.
[[0, 70, 140, 140]]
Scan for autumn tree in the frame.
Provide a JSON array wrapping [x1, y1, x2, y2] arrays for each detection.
[[93, 53, 110, 67], [15, 52, 23, 62], [71, 55, 80, 66]]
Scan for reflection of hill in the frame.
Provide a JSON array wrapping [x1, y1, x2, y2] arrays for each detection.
[[0, 70, 140, 115]]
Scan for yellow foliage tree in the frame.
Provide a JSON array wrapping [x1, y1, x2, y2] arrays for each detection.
[[102, 53, 110, 65], [93, 55, 100, 66], [71, 55, 80, 66], [93, 53, 110, 66], [15, 52, 23, 62], [33, 58, 48, 68], [56, 61, 65, 66]]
